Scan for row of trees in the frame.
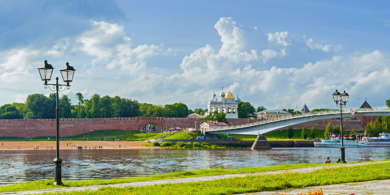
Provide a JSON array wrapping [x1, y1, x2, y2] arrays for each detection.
[[365, 116, 390, 137], [0, 93, 261, 120]]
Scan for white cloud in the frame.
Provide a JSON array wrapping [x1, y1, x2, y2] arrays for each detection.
[[267, 31, 290, 47]]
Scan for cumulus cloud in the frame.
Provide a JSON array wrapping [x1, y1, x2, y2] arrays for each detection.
[[0, 16, 389, 111]]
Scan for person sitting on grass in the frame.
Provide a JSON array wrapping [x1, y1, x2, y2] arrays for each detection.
[[325, 157, 331, 164], [337, 158, 341, 163]]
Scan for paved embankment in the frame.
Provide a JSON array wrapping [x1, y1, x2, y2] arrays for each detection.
[[248, 179, 390, 194], [3, 161, 389, 195]]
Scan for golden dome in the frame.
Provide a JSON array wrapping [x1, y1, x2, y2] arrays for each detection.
[[225, 90, 234, 99]]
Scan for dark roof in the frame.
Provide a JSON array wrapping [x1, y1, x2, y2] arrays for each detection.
[[360, 101, 372, 109], [301, 104, 310, 113]]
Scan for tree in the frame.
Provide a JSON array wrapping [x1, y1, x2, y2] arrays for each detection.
[[386, 99, 390, 108], [60, 95, 72, 118], [310, 126, 316, 138], [90, 94, 101, 118], [365, 121, 382, 137], [100, 95, 112, 118], [25, 94, 52, 119], [333, 126, 345, 135], [201, 111, 228, 124], [256, 106, 266, 112], [75, 92, 84, 118], [287, 126, 294, 139], [324, 122, 334, 139], [0, 104, 22, 119], [350, 129, 356, 136], [237, 101, 256, 118], [301, 126, 308, 139]]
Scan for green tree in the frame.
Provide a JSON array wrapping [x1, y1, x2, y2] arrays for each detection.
[[386, 99, 390, 108], [301, 126, 308, 139], [287, 126, 294, 139], [25, 94, 51, 119], [60, 95, 72, 118], [100, 95, 112, 118], [237, 101, 256, 118], [256, 106, 266, 112], [333, 126, 345, 135], [201, 111, 228, 124], [90, 94, 101, 118], [75, 92, 84, 118], [324, 122, 334, 139], [310, 126, 316, 138], [350, 129, 356, 136], [365, 121, 382, 137], [0, 104, 23, 119]]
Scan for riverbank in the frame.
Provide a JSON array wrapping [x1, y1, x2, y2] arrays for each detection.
[[0, 141, 159, 150], [1, 161, 389, 194]]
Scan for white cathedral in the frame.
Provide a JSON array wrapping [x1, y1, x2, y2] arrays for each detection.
[[206, 88, 241, 119]]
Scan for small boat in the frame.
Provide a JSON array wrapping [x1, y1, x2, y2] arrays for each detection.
[[314, 138, 364, 147], [357, 133, 390, 147]]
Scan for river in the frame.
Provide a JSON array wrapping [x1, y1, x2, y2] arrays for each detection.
[[1, 147, 390, 185]]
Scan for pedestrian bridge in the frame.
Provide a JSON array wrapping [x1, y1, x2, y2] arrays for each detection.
[[206, 108, 390, 135]]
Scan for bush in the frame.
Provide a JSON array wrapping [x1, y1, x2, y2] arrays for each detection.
[[193, 142, 201, 147], [176, 142, 185, 147], [201, 142, 209, 147], [161, 142, 171, 147], [184, 142, 192, 148], [210, 145, 216, 149], [152, 141, 160, 146]]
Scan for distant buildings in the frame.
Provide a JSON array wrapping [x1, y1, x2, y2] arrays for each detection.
[[356, 100, 376, 127], [256, 109, 292, 119], [200, 121, 229, 131], [206, 88, 241, 119], [301, 104, 310, 114]]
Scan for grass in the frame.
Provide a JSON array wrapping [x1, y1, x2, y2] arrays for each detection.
[[216, 134, 257, 141], [36, 162, 390, 194], [0, 161, 375, 193], [0, 130, 170, 142], [147, 141, 247, 149], [163, 131, 204, 140]]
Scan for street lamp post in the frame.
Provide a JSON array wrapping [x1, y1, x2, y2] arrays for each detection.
[[38, 60, 76, 185], [332, 90, 349, 163]]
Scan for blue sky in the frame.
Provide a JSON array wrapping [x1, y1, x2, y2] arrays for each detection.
[[0, 0, 389, 111]]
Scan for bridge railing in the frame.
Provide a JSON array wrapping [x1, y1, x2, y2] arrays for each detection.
[[211, 107, 390, 132]]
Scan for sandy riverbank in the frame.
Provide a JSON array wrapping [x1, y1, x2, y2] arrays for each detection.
[[0, 141, 159, 150]]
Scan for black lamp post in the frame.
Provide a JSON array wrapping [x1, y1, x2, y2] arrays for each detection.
[[38, 60, 76, 185], [332, 90, 349, 163]]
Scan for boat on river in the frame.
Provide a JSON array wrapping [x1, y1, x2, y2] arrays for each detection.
[[357, 133, 390, 147], [314, 139, 364, 147]]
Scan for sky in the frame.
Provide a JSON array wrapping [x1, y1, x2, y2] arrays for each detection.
[[0, 0, 390, 111]]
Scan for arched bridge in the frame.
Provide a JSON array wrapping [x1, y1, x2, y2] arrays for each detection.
[[206, 108, 390, 135]]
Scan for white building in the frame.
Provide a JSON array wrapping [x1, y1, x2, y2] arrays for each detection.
[[206, 89, 241, 119]]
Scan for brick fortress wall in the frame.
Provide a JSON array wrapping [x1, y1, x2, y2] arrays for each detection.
[[0, 117, 264, 138]]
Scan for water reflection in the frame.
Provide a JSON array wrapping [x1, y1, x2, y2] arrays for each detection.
[[0, 147, 389, 185]]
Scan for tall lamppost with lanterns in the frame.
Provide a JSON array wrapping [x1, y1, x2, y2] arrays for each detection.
[[332, 90, 349, 163], [38, 60, 76, 185]]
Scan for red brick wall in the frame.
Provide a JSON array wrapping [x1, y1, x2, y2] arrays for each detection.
[[0, 117, 263, 138], [0, 117, 364, 138]]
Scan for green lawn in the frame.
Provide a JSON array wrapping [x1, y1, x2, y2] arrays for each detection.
[[0, 161, 379, 193], [0, 130, 170, 142], [20, 161, 390, 195], [163, 131, 204, 140]]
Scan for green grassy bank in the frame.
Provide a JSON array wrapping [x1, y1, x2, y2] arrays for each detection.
[[0, 130, 169, 142], [41, 162, 390, 195], [0, 161, 378, 193], [162, 131, 204, 140], [149, 141, 247, 149]]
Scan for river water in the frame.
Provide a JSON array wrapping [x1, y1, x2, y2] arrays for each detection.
[[1, 147, 390, 185]]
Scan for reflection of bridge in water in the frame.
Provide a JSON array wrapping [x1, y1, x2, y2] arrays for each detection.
[[206, 108, 390, 135]]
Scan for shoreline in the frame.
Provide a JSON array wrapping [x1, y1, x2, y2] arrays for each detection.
[[0, 141, 161, 151]]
